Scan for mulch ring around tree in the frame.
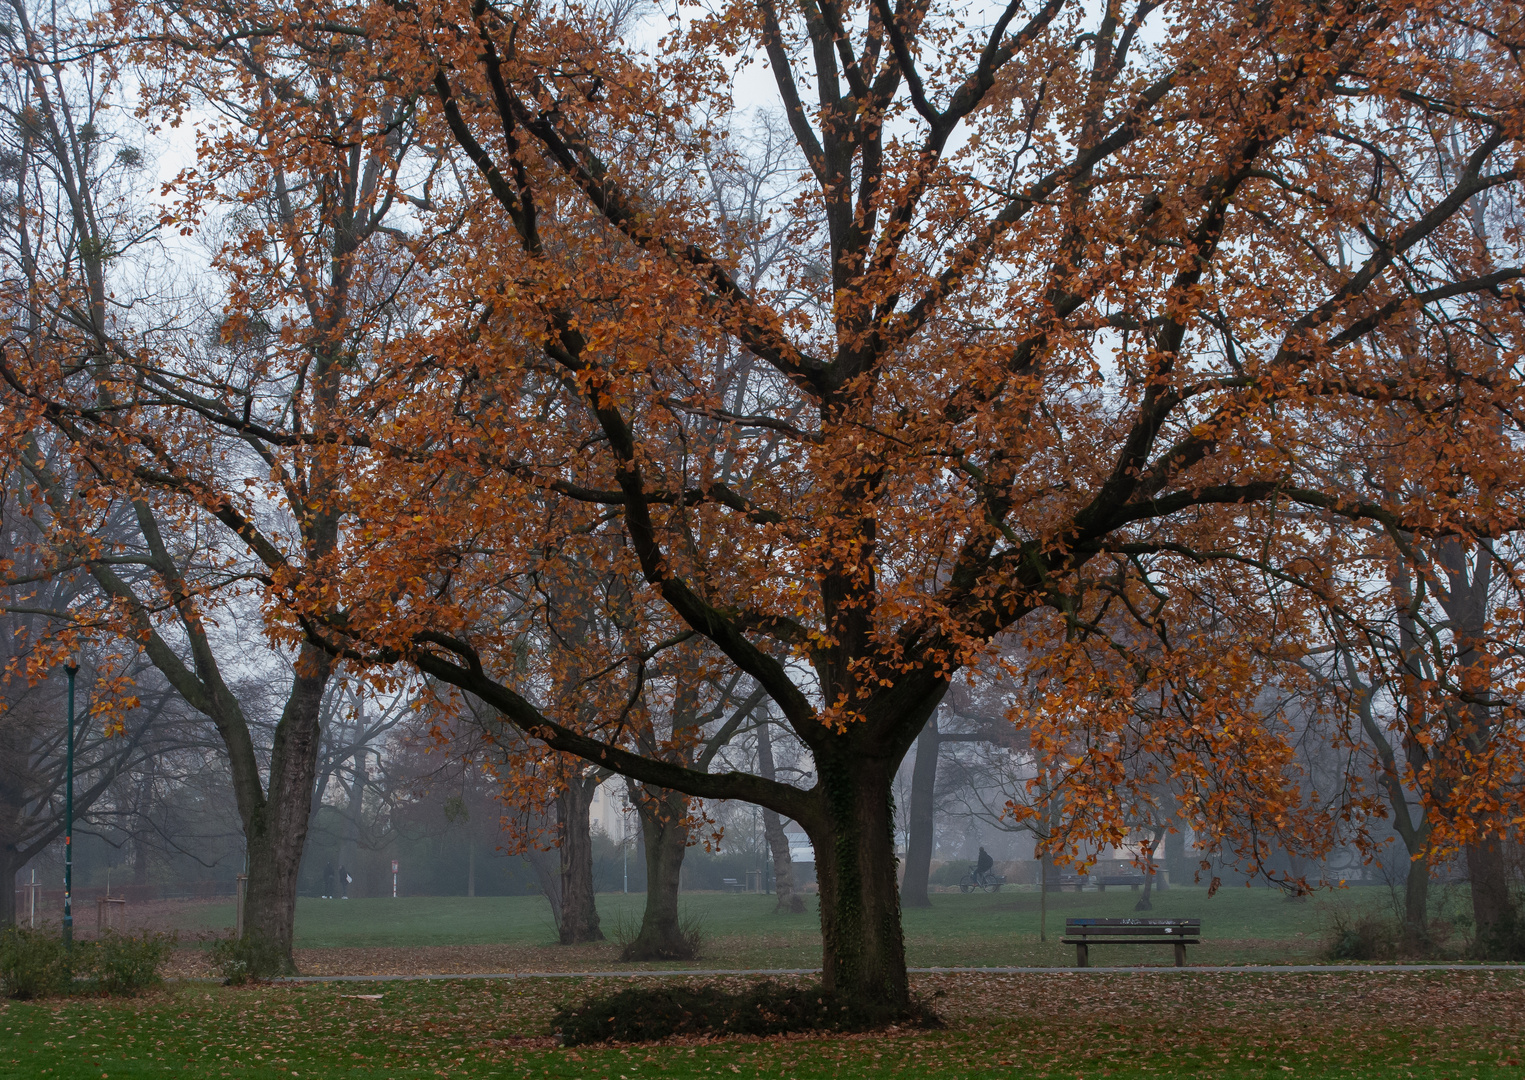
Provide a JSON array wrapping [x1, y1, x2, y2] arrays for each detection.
[[550, 979, 943, 1045]]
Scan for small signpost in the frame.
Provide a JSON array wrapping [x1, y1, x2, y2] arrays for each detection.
[[97, 868, 127, 933], [24, 870, 41, 928], [97, 896, 127, 933], [392, 860, 399, 898]]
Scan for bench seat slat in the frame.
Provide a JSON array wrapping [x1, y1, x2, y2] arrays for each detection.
[[1061, 933, 1201, 939]]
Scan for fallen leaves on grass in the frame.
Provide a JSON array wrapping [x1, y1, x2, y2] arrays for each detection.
[[7, 968, 1525, 1078]]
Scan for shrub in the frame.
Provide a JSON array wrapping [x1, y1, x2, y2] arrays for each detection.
[[85, 930, 175, 996], [551, 980, 941, 1046], [1324, 911, 1400, 962], [1472, 905, 1525, 962], [928, 861, 972, 887], [209, 932, 286, 985], [0, 926, 69, 1000]]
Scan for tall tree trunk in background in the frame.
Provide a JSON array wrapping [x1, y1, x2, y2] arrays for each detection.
[[1342, 567, 1436, 947], [467, 839, 476, 898], [1157, 791, 1182, 890], [1467, 842, 1511, 938], [1439, 540, 1514, 948], [1135, 826, 1166, 912], [1403, 849, 1431, 942], [622, 782, 695, 958], [1164, 826, 1187, 887], [131, 767, 155, 889], [0, 851, 19, 928], [339, 745, 366, 891], [0, 741, 30, 928], [899, 714, 940, 909], [557, 772, 603, 944], [756, 722, 803, 914]]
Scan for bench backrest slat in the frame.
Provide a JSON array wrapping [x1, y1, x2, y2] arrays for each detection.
[[1064, 919, 1199, 938]]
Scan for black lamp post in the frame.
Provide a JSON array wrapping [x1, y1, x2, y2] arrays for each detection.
[[62, 651, 79, 949]]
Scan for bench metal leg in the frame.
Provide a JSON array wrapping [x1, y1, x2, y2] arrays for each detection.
[[1174, 942, 1186, 967], [1076, 943, 1089, 968]]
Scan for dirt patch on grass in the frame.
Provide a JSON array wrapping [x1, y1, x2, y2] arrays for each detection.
[[295, 943, 633, 976], [162, 941, 724, 978]]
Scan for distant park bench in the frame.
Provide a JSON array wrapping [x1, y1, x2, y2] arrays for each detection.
[[1062, 918, 1201, 967], [1095, 873, 1148, 891], [1045, 871, 1162, 892], [721, 878, 746, 893], [1044, 872, 1089, 892]]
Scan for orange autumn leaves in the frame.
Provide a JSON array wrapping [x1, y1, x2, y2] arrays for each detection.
[[5, 0, 1522, 914]]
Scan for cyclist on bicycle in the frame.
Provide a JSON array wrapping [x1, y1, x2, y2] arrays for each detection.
[[974, 846, 994, 884]]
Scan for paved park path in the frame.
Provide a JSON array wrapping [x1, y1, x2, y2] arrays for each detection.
[[274, 962, 1525, 983]]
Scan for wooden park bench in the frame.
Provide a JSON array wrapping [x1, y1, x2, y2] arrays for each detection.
[[1043, 872, 1086, 893], [1062, 918, 1200, 967], [721, 878, 746, 893], [1095, 873, 1148, 892]]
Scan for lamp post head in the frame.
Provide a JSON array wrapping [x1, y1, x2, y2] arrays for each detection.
[[65, 649, 80, 676]]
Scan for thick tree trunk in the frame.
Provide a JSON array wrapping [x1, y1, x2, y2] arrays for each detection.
[[0, 851, 17, 929], [761, 806, 803, 914], [1403, 849, 1430, 947], [623, 784, 694, 959], [812, 753, 908, 1009], [755, 721, 803, 914], [1467, 840, 1512, 943], [899, 716, 939, 910], [557, 773, 604, 945], [238, 645, 330, 972], [242, 821, 306, 963]]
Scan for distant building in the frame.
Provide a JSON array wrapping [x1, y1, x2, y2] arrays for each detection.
[[589, 778, 633, 844], [784, 830, 814, 864]]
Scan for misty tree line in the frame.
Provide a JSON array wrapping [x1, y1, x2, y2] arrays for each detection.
[[4, 567, 1482, 927]]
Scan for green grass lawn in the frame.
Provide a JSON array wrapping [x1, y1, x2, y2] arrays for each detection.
[[3, 969, 1521, 1079], [163, 886, 1391, 968]]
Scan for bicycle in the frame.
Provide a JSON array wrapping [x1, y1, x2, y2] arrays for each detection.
[[957, 867, 1006, 893]]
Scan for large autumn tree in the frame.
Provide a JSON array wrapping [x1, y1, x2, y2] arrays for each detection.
[[105, 0, 1525, 1006]]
